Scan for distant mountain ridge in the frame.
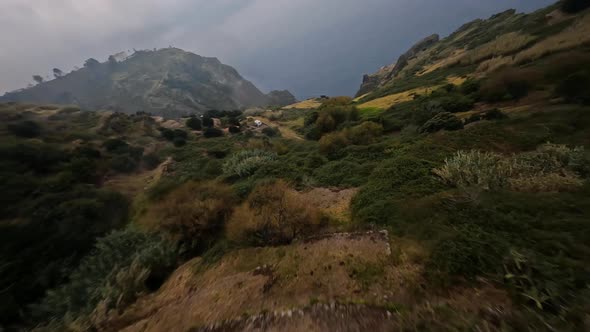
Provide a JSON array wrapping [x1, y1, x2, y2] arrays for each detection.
[[1, 48, 294, 117]]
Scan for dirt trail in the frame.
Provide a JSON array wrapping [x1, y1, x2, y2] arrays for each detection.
[[253, 116, 303, 140]]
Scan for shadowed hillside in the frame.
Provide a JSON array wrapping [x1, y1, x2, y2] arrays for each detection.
[[1, 48, 294, 117]]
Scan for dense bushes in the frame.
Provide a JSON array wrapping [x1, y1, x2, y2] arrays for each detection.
[[480, 68, 540, 102], [223, 150, 276, 178], [420, 112, 464, 133], [144, 182, 237, 251], [7, 120, 41, 138], [304, 97, 359, 140], [434, 144, 586, 193], [32, 229, 177, 329], [319, 122, 383, 154], [203, 127, 224, 138], [186, 116, 202, 130], [226, 180, 321, 246], [556, 71, 590, 104]]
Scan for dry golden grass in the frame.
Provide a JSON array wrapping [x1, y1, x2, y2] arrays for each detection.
[[417, 49, 466, 76], [515, 13, 590, 63], [459, 32, 535, 65], [477, 55, 514, 73], [283, 99, 322, 109], [108, 231, 418, 331], [446, 76, 467, 86], [353, 93, 370, 102], [358, 85, 441, 110]]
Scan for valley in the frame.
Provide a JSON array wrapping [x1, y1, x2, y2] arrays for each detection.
[[1, 1, 590, 331]]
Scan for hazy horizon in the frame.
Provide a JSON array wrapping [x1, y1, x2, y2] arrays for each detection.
[[1, 0, 555, 99]]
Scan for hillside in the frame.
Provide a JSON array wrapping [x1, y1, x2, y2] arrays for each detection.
[[355, 3, 590, 111], [2, 1, 590, 332], [0, 48, 294, 117]]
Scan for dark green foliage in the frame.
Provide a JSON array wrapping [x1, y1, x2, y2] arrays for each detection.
[[459, 78, 481, 95], [228, 125, 240, 134], [142, 153, 162, 170], [482, 108, 508, 120], [160, 128, 189, 143], [173, 137, 187, 147], [7, 120, 41, 138], [32, 229, 177, 326], [313, 160, 376, 187], [110, 155, 138, 173], [351, 156, 444, 226], [202, 116, 214, 128], [186, 116, 202, 130], [262, 126, 280, 137], [102, 138, 129, 152], [435, 94, 474, 113], [427, 225, 508, 281], [204, 127, 224, 138], [464, 113, 482, 125], [420, 112, 464, 133], [556, 71, 590, 104], [0, 187, 128, 326], [561, 0, 590, 13]]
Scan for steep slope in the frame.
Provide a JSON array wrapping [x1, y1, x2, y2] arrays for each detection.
[[355, 3, 589, 107], [1, 48, 289, 117]]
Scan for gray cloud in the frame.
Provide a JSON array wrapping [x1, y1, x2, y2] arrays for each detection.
[[0, 0, 555, 99]]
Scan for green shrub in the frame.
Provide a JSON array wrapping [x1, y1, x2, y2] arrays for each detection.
[[142, 153, 162, 170], [460, 78, 481, 95], [434, 145, 586, 193], [556, 71, 590, 104], [262, 126, 280, 137], [102, 138, 128, 152], [203, 127, 224, 138], [434, 150, 509, 190], [319, 131, 350, 155], [420, 112, 464, 133], [110, 155, 138, 173], [427, 225, 507, 281], [32, 229, 177, 328], [436, 94, 474, 113], [202, 116, 214, 127], [186, 117, 202, 130], [223, 150, 277, 178], [464, 113, 482, 125], [173, 137, 186, 147], [482, 108, 508, 120], [7, 120, 41, 138]]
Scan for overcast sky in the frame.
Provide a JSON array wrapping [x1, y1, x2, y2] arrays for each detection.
[[0, 0, 555, 99]]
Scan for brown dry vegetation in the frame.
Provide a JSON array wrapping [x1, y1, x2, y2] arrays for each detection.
[[103, 231, 511, 332], [226, 180, 322, 246]]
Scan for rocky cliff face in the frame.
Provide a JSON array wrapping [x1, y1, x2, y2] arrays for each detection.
[[1, 48, 291, 117], [356, 34, 440, 97]]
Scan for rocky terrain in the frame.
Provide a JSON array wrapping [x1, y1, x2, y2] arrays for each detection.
[[0, 48, 294, 117]]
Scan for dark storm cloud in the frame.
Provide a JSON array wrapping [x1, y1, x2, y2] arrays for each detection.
[[0, 0, 556, 99]]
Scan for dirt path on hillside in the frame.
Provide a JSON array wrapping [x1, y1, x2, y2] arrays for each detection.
[[253, 116, 303, 140]]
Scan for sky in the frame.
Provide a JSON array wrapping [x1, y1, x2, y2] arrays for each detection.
[[0, 0, 556, 99]]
